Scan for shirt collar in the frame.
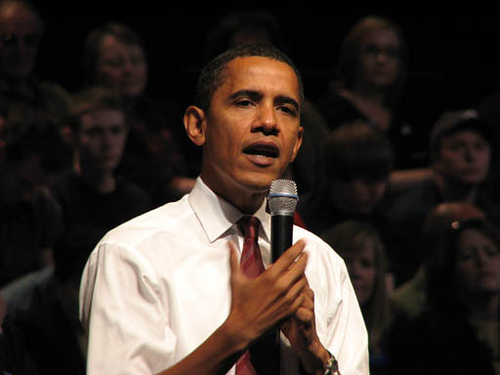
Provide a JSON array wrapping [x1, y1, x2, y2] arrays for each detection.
[[188, 177, 271, 243]]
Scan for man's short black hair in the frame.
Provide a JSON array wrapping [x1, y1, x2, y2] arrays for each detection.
[[194, 44, 304, 113]]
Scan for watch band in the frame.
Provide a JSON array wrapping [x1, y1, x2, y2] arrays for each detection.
[[323, 351, 340, 375]]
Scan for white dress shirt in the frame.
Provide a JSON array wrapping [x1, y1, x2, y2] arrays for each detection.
[[80, 177, 369, 374]]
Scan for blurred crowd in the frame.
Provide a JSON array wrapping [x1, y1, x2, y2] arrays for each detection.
[[0, 3, 499, 374]]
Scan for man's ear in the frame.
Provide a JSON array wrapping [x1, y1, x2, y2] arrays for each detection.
[[290, 126, 304, 162], [184, 106, 206, 146]]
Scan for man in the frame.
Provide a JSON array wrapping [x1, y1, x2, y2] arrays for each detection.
[[80, 45, 368, 374], [51, 87, 151, 235]]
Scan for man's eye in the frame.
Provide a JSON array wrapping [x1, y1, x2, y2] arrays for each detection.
[[279, 105, 297, 116], [236, 99, 253, 107]]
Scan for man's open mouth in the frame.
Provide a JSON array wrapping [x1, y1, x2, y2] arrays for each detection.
[[243, 143, 279, 158]]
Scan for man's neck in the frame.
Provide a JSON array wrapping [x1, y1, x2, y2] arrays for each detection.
[[200, 175, 267, 215]]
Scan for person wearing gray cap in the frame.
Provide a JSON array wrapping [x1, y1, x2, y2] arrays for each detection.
[[382, 109, 500, 287]]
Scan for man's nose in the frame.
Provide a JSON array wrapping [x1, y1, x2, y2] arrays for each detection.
[[254, 104, 279, 135]]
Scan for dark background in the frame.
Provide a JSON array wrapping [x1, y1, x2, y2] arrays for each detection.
[[30, 4, 500, 126]]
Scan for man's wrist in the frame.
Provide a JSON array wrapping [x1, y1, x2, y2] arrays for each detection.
[[298, 341, 334, 375], [322, 351, 340, 375]]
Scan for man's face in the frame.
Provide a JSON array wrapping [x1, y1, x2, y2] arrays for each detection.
[[78, 109, 127, 173], [434, 130, 491, 186], [96, 35, 148, 98], [0, 3, 41, 81], [198, 56, 303, 199]]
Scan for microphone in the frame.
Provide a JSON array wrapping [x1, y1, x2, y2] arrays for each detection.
[[268, 179, 299, 262]]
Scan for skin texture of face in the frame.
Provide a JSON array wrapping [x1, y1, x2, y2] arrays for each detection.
[[434, 130, 491, 186], [78, 109, 128, 174], [0, 2, 41, 81], [184, 56, 303, 213], [455, 228, 500, 295], [356, 28, 401, 91], [96, 35, 148, 98], [342, 241, 377, 306], [331, 179, 388, 215]]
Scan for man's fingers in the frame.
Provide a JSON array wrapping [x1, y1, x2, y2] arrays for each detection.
[[268, 239, 307, 275], [294, 287, 315, 323]]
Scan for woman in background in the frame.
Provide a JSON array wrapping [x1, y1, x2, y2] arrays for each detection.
[[322, 220, 392, 375]]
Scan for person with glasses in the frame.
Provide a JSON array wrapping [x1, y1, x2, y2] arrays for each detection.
[[0, 0, 71, 124], [316, 15, 433, 192]]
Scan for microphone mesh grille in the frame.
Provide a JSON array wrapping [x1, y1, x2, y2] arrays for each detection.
[[268, 179, 298, 215]]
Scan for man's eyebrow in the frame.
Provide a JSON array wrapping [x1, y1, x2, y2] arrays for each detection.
[[228, 89, 262, 101], [229, 90, 299, 110], [275, 95, 300, 111]]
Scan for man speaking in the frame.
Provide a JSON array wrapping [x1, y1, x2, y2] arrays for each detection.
[[79, 44, 368, 375]]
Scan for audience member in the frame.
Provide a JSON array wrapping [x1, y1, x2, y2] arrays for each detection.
[[0, 113, 72, 286], [322, 220, 391, 375], [81, 22, 196, 205], [0, 297, 39, 374], [202, 10, 290, 64], [202, 10, 330, 195], [1, 224, 104, 375], [383, 109, 500, 286], [386, 218, 500, 375], [50, 87, 151, 237], [390, 201, 486, 320], [295, 121, 394, 241], [315, 15, 433, 192], [0, 0, 71, 123]]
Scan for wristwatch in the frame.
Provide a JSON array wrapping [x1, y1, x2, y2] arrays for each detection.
[[323, 351, 340, 375]]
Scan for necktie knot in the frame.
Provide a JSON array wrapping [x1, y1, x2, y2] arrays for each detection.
[[237, 216, 264, 279], [238, 216, 260, 241]]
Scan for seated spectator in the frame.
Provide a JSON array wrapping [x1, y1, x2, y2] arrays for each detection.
[[390, 201, 486, 320], [295, 121, 394, 241], [1, 224, 104, 375], [0, 0, 71, 123], [81, 22, 196, 204], [0, 297, 39, 374], [383, 109, 500, 286], [0, 114, 71, 286], [386, 218, 500, 375], [315, 15, 433, 190], [51, 87, 151, 236], [322, 220, 391, 375]]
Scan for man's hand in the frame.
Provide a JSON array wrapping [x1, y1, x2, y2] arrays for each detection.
[[281, 280, 331, 375], [223, 239, 309, 352]]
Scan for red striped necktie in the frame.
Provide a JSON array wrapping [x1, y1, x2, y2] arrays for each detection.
[[235, 216, 264, 375]]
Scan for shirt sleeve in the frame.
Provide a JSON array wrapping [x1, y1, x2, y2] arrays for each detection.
[[304, 237, 370, 375], [80, 242, 175, 374]]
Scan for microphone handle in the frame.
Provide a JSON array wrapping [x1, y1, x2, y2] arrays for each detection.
[[271, 214, 294, 263]]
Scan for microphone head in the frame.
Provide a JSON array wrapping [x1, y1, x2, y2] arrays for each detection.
[[268, 179, 298, 216]]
